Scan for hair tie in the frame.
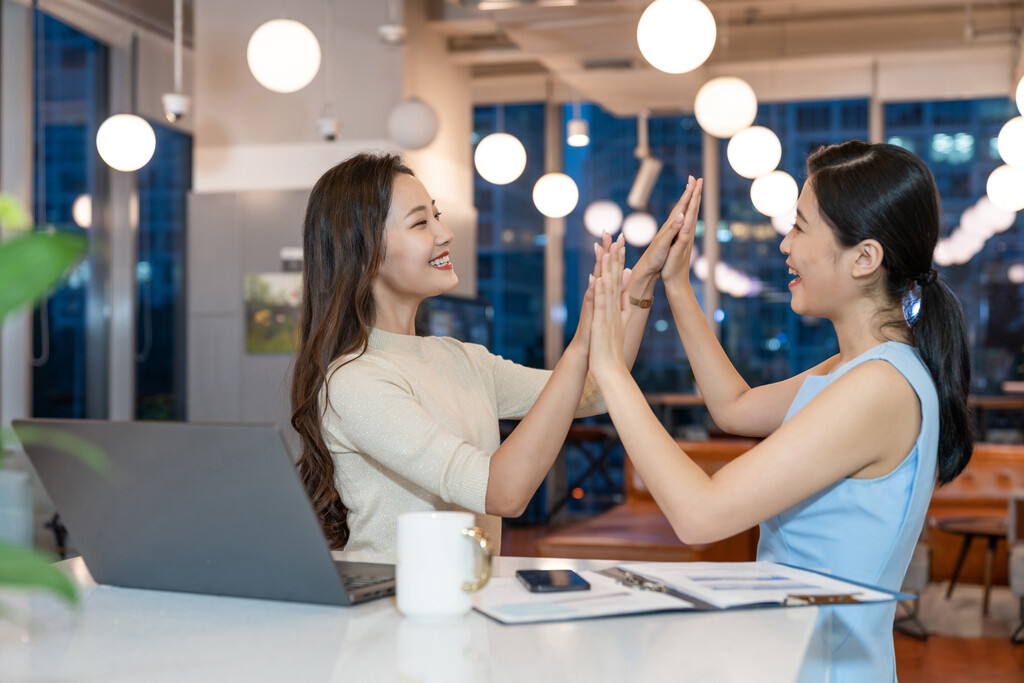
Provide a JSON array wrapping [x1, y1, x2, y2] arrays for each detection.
[[915, 269, 937, 287]]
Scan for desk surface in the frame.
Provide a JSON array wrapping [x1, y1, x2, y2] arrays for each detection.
[[1, 554, 822, 682]]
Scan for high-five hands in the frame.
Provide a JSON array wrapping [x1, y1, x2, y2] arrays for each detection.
[[660, 177, 703, 285], [571, 233, 631, 357], [589, 238, 630, 380]]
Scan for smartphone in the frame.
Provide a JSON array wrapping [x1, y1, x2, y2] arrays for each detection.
[[515, 569, 591, 593]]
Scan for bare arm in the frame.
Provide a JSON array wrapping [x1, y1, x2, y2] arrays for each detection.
[[588, 248, 920, 544], [659, 179, 834, 436], [485, 238, 626, 516]]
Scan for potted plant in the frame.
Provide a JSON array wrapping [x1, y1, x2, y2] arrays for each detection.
[[0, 193, 90, 604]]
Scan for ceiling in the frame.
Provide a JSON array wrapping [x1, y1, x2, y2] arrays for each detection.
[[432, 0, 1024, 115]]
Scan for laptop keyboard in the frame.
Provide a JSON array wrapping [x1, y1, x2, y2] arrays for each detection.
[[341, 574, 393, 591]]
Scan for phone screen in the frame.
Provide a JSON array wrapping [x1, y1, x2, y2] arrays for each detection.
[[515, 569, 591, 592]]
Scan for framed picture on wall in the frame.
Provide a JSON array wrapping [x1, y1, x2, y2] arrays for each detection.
[[244, 273, 301, 353]]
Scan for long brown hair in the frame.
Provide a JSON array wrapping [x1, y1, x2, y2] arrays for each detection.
[[291, 152, 413, 548]]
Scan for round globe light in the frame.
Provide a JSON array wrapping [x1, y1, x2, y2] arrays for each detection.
[[474, 133, 527, 185], [583, 201, 623, 237], [750, 171, 798, 217], [72, 194, 92, 229], [997, 116, 1024, 169], [974, 196, 1017, 234], [771, 204, 797, 236], [986, 164, 1024, 212], [727, 126, 782, 179], [636, 0, 717, 75], [95, 114, 156, 172], [533, 173, 579, 218], [694, 77, 757, 138], [247, 19, 321, 93], [622, 212, 658, 246], [388, 98, 440, 150], [1009, 263, 1024, 284], [1017, 75, 1024, 116]]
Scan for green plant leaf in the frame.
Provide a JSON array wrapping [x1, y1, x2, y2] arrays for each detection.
[[0, 232, 87, 321], [0, 426, 112, 474], [0, 541, 77, 604], [0, 194, 31, 232]]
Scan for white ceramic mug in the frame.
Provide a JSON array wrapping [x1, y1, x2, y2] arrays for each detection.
[[396, 511, 492, 619]]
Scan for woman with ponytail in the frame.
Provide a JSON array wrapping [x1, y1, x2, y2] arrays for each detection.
[[587, 141, 971, 681], [291, 152, 667, 558]]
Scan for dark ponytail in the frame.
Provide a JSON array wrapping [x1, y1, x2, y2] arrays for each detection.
[[807, 141, 973, 484]]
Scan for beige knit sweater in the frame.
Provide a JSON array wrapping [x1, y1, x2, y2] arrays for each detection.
[[320, 328, 604, 559]]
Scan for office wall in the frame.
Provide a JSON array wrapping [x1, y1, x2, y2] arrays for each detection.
[[187, 0, 477, 434]]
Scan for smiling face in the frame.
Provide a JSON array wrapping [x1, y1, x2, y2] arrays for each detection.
[[779, 181, 858, 318], [372, 173, 458, 310]]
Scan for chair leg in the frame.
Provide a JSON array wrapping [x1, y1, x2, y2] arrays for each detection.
[[894, 598, 929, 641], [1013, 598, 1024, 645]]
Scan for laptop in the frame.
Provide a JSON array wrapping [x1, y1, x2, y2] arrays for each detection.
[[14, 418, 395, 607]]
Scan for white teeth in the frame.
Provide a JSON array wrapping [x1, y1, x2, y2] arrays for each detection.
[[430, 254, 450, 267], [789, 268, 799, 276]]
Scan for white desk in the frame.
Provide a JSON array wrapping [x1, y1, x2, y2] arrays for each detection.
[[0, 555, 823, 682]]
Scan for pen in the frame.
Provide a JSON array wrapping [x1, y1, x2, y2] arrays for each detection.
[[784, 593, 862, 605]]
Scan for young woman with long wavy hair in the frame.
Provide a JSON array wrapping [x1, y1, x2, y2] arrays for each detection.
[[290, 152, 688, 556]]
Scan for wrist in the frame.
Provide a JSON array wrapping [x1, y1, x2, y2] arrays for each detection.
[[629, 261, 659, 298]]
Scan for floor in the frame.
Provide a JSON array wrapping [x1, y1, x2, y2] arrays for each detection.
[[502, 523, 1024, 682]]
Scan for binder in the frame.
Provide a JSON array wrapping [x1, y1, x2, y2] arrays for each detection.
[[474, 561, 909, 625]]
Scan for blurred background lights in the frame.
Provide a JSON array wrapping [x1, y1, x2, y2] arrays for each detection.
[[474, 133, 527, 185], [727, 126, 782, 179], [986, 164, 1024, 212], [95, 114, 156, 172], [694, 77, 757, 138], [622, 212, 658, 246], [996, 117, 1024, 168], [750, 171, 798, 217], [583, 200, 623, 237], [72, 194, 92, 229], [636, 0, 716, 74], [1009, 263, 1024, 284], [387, 98, 440, 150], [246, 19, 321, 93], [771, 205, 797, 236], [532, 173, 579, 218]]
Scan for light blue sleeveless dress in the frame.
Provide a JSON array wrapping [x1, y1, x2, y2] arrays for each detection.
[[757, 342, 939, 682]]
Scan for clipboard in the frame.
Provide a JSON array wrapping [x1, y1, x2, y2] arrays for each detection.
[[473, 561, 908, 625]]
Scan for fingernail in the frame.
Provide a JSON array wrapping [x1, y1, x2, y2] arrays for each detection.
[[674, 212, 684, 226], [689, 175, 695, 183], [589, 274, 594, 285]]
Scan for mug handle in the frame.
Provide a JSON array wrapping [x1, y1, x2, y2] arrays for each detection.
[[460, 526, 492, 592]]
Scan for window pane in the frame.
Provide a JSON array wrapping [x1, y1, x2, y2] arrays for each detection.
[[31, 10, 106, 418], [135, 124, 191, 420]]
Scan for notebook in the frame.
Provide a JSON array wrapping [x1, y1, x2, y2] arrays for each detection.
[[14, 418, 394, 607]]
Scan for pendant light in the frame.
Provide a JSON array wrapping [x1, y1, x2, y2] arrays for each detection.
[[161, 0, 189, 123], [637, 0, 716, 74], [247, 18, 321, 93], [750, 171, 798, 218], [566, 101, 589, 147], [96, 34, 155, 172], [533, 173, 579, 218], [695, 77, 757, 139], [474, 106, 526, 185]]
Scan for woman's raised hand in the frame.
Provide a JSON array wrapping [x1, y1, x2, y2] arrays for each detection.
[[589, 237, 630, 380], [632, 176, 699, 282], [571, 233, 630, 356], [661, 177, 703, 286]]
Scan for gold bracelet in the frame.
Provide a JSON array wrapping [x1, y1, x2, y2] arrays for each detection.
[[629, 295, 653, 309]]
